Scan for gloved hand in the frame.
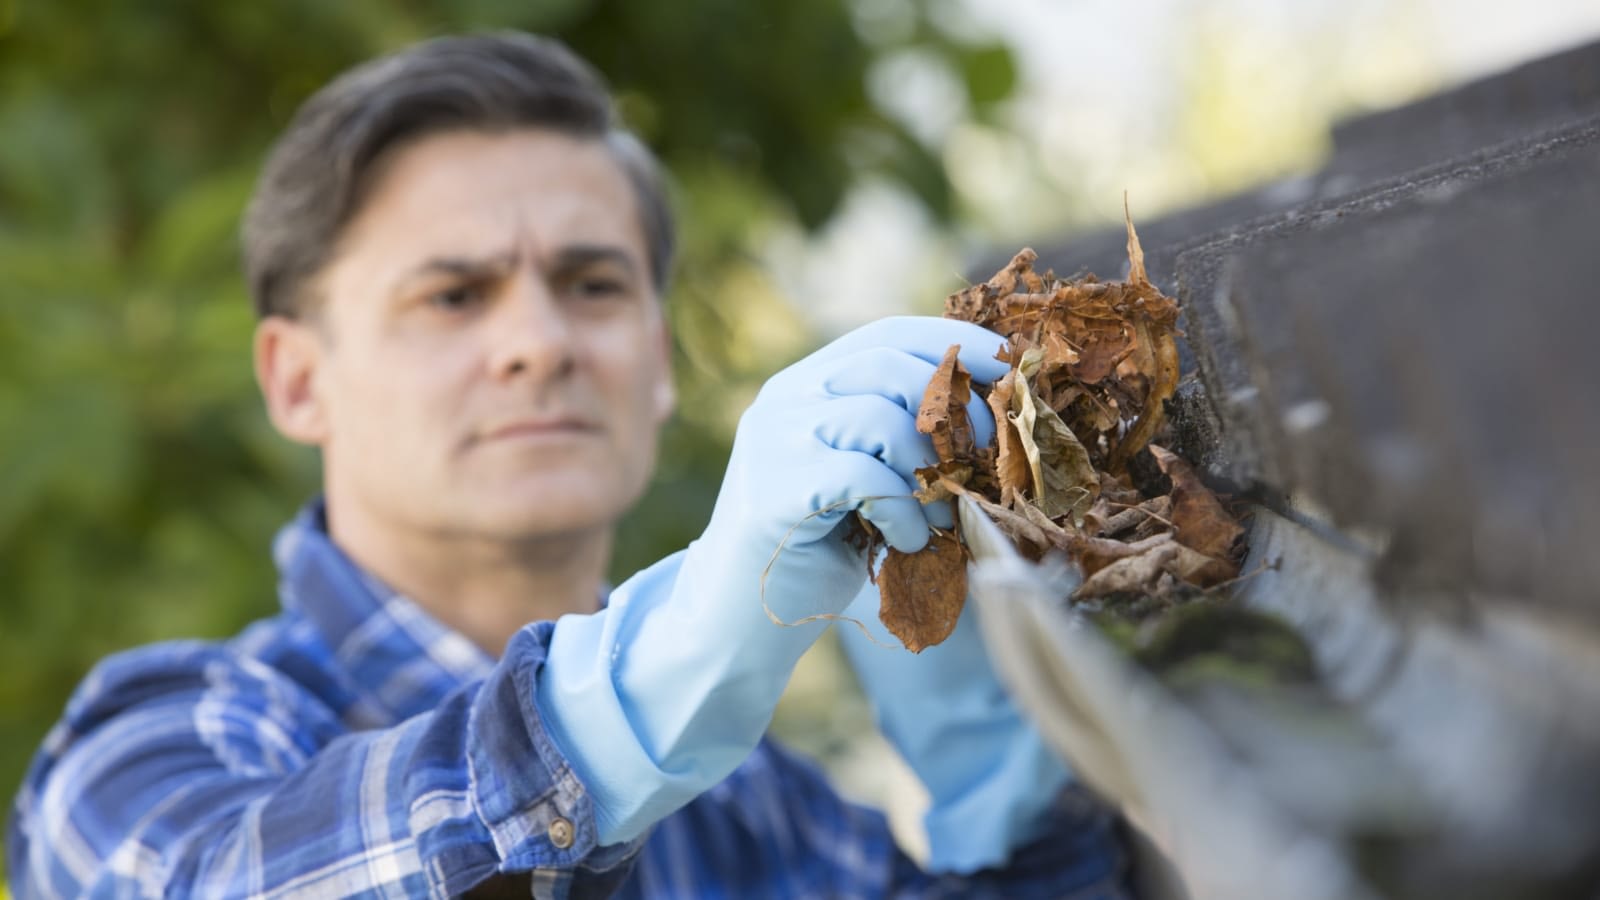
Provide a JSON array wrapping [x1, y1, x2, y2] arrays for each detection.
[[839, 578, 1074, 873], [536, 316, 1009, 845]]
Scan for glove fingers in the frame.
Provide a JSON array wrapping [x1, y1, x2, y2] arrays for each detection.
[[819, 448, 933, 553], [820, 347, 934, 414], [811, 393, 935, 483], [819, 350, 999, 459], [923, 499, 955, 531], [809, 394, 962, 535], [799, 317, 1011, 385], [859, 492, 935, 553]]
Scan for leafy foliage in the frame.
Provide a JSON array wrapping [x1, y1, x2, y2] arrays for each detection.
[[0, 0, 1017, 836]]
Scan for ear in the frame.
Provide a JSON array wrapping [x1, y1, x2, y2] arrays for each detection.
[[650, 315, 677, 425], [254, 316, 330, 446]]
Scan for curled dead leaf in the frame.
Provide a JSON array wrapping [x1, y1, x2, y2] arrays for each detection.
[[1012, 349, 1099, 525], [879, 531, 968, 653], [1072, 532, 1175, 578], [986, 369, 1030, 509], [917, 344, 975, 464], [1015, 496, 1077, 553], [1149, 445, 1244, 561], [944, 249, 1038, 329], [1165, 541, 1239, 588], [1107, 316, 1179, 473], [1124, 192, 1149, 287], [1074, 539, 1182, 600]]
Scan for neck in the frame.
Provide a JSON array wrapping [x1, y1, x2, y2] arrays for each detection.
[[324, 499, 611, 659]]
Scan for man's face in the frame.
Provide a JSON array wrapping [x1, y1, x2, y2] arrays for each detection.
[[264, 128, 675, 543]]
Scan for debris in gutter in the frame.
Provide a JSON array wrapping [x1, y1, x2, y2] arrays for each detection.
[[873, 202, 1257, 652]]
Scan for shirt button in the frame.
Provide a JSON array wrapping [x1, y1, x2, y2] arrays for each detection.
[[548, 817, 575, 849]]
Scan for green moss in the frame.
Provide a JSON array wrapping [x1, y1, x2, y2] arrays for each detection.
[[1081, 589, 1320, 689]]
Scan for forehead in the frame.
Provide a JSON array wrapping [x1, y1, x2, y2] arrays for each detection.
[[338, 128, 646, 266]]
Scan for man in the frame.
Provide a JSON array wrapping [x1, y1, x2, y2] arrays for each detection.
[[7, 33, 1127, 898]]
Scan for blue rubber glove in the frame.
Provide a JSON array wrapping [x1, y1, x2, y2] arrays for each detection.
[[839, 580, 1074, 873], [536, 317, 1009, 845]]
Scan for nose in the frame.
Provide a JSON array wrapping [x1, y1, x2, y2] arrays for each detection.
[[486, 273, 577, 383]]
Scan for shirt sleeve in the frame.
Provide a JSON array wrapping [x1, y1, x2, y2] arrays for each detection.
[[6, 624, 638, 899], [629, 738, 1133, 899]]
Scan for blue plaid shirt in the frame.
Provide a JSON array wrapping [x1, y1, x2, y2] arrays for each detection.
[[8, 501, 1128, 898]]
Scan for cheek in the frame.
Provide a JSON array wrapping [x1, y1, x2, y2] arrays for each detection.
[[323, 346, 465, 452], [321, 373, 397, 461], [602, 324, 672, 420]]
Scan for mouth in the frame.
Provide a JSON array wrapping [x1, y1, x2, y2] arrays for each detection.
[[478, 417, 603, 444]]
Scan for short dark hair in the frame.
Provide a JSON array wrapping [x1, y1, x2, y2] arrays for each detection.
[[242, 32, 674, 319]]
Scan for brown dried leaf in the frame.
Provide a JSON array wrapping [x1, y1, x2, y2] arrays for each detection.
[[916, 345, 975, 464], [1129, 495, 1175, 542], [1041, 380, 1085, 418], [1067, 318, 1134, 385], [879, 531, 968, 653], [944, 249, 1038, 328], [1074, 535, 1235, 600], [913, 462, 972, 504], [936, 477, 1055, 555], [1073, 532, 1174, 577], [1073, 539, 1182, 600], [1165, 542, 1239, 588], [985, 369, 1030, 508], [967, 446, 999, 497], [1149, 445, 1244, 561], [1101, 495, 1174, 538], [1040, 329, 1081, 368], [954, 488, 1054, 558], [1099, 471, 1143, 507], [1124, 193, 1149, 287], [1107, 315, 1180, 472], [844, 515, 886, 584], [1083, 496, 1114, 536], [1062, 390, 1120, 438], [1015, 495, 1078, 552]]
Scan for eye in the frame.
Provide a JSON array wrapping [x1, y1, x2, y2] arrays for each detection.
[[568, 276, 628, 300], [427, 283, 487, 312]]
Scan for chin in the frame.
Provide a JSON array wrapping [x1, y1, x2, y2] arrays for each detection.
[[463, 474, 641, 539]]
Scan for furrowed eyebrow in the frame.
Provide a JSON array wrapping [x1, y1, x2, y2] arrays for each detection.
[[548, 245, 639, 276], [388, 245, 639, 298], [391, 251, 519, 296]]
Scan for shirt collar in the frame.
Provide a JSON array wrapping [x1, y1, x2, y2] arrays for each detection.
[[273, 497, 496, 725]]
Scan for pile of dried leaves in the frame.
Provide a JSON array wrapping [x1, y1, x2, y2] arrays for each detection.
[[869, 211, 1248, 652]]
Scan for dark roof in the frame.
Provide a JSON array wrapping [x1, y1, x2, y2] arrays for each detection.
[[984, 38, 1600, 625]]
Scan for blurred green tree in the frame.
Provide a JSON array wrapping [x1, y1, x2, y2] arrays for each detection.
[[0, 0, 1017, 862]]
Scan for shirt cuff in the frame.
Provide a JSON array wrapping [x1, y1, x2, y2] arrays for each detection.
[[466, 621, 644, 876]]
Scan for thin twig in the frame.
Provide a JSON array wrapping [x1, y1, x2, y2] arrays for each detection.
[[1103, 500, 1177, 532], [759, 495, 914, 650]]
